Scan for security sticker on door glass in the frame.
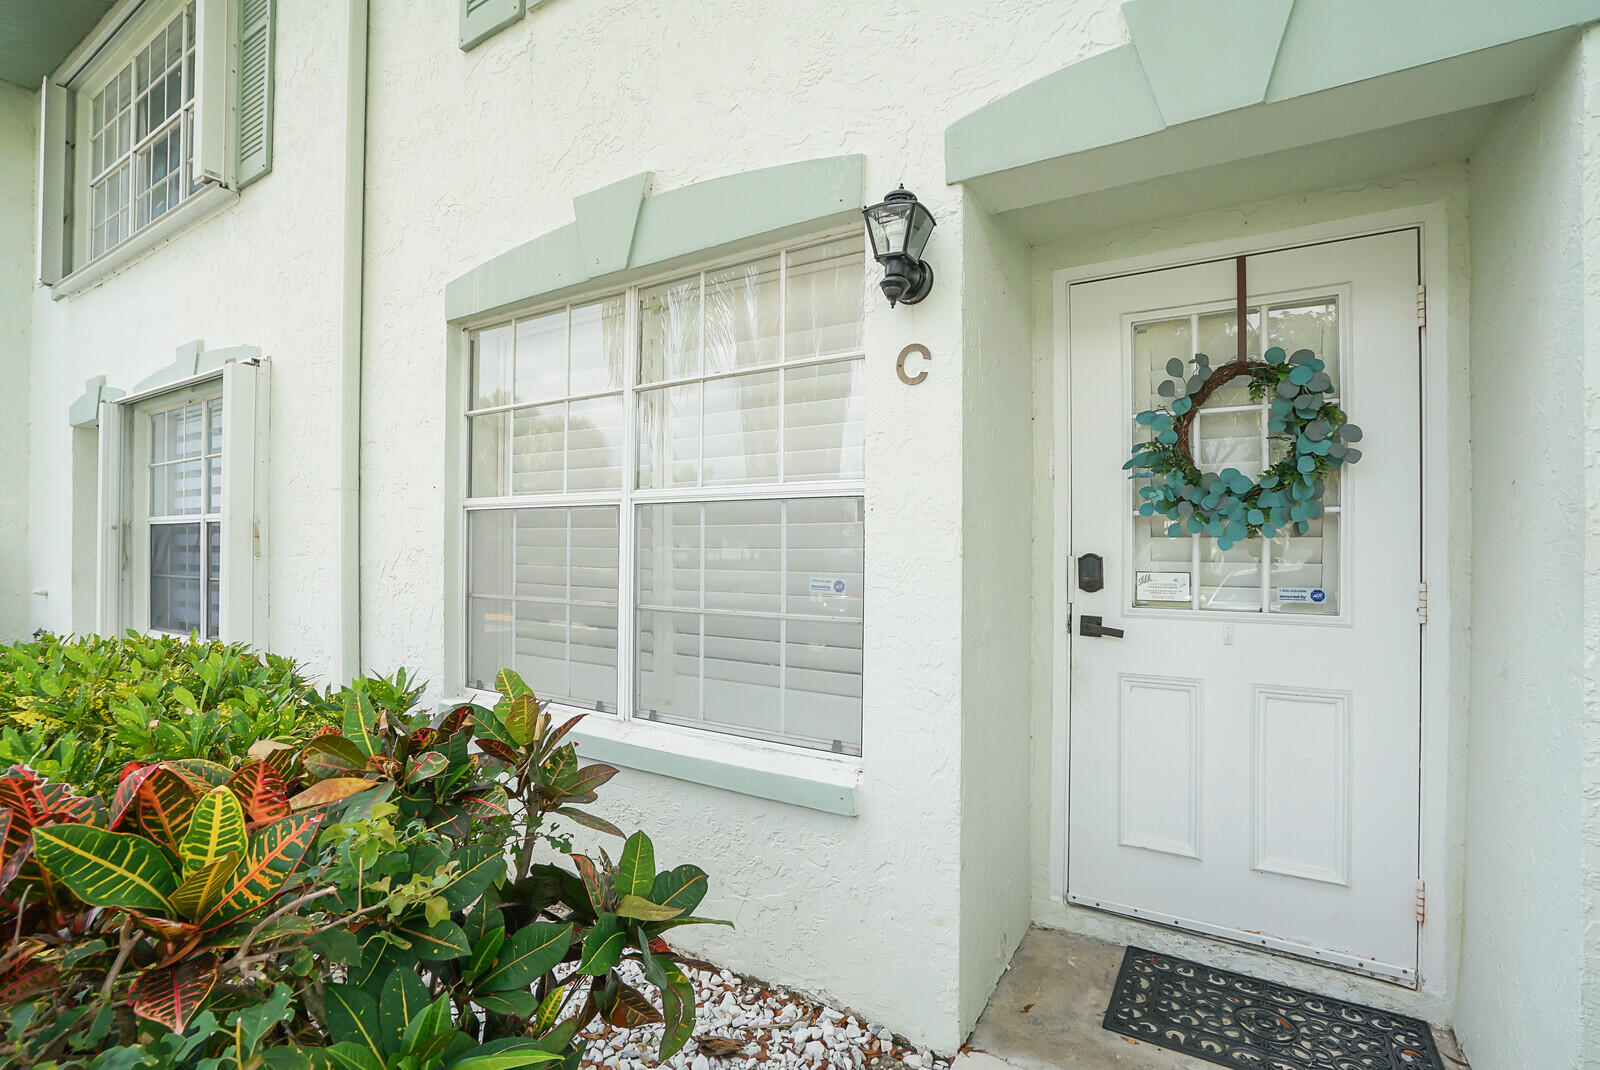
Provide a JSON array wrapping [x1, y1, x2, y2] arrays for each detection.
[[1276, 586, 1328, 604], [810, 577, 847, 596], [1135, 571, 1191, 606]]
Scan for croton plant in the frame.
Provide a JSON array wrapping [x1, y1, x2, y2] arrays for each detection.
[[0, 649, 726, 1070]]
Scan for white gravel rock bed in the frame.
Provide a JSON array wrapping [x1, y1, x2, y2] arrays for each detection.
[[571, 960, 952, 1070]]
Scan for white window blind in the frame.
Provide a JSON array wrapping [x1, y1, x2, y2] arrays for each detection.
[[465, 234, 866, 754]]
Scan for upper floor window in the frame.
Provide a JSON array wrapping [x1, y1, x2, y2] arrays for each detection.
[[38, 0, 277, 288], [88, 5, 200, 259], [463, 235, 867, 755]]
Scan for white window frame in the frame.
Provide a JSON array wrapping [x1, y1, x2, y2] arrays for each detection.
[[98, 356, 267, 644], [131, 387, 227, 638], [47, 0, 237, 292], [459, 230, 867, 759]]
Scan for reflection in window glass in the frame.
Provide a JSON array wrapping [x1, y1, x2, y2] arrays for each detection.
[[147, 391, 221, 636]]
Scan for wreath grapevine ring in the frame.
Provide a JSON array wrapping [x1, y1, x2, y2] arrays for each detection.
[[1125, 345, 1364, 550]]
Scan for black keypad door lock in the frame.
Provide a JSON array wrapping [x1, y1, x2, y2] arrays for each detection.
[[1077, 615, 1124, 639], [1077, 553, 1104, 592]]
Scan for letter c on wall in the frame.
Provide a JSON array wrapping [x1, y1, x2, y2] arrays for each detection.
[[897, 344, 931, 385]]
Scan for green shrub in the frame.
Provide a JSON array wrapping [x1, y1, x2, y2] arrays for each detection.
[[0, 636, 724, 1069], [0, 633, 336, 797]]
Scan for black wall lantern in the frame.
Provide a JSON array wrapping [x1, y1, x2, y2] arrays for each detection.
[[863, 186, 935, 307]]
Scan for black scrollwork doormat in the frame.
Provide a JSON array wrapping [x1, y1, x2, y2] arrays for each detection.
[[1102, 947, 1443, 1070]]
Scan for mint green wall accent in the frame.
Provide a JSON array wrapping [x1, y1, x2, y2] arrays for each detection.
[[446, 154, 864, 323], [573, 171, 650, 279], [569, 727, 859, 817], [459, 0, 524, 51], [1270, 0, 1600, 101], [946, 0, 1600, 191], [126, 341, 259, 398], [945, 46, 1161, 183], [67, 376, 124, 428], [1123, 0, 1292, 127]]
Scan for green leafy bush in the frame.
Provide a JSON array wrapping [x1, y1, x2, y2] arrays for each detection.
[[0, 636, 724, 1069], [0, 633, 336, 796]]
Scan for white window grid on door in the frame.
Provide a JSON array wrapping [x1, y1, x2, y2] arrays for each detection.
[[1123, 285, 1350, 621], [461, 230, 866, 756], [87, 3, 199, 260], [141, 392, 223, 639]]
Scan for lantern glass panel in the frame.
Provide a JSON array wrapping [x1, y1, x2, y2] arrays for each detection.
[[865, 204, 910, 257], [904, 204, 935, 259]]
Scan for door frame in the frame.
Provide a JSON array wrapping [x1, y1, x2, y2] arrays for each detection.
[[1048, 204, 1456, 994]]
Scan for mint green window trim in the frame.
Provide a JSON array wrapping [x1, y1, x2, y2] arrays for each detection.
[[444, 155, 865, 324], [569, 727, 859, 817], [460, 0, 524, 51]]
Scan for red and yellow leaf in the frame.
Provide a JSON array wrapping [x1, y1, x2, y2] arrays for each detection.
[[129, 957, 218, 1032], [162, 760, 233, 792], [300, 736, 367, 781], [110, 765, 162, 830], [197, 812, 323, 929], [132, 767, 201, 853], [288, 778, 374, 811], [458, 786, 510, 819], [226, 762, 291, 825], [475, 739, 521, 765]]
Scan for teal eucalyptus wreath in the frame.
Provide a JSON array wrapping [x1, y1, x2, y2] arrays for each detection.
[[1125, 345, 1364, 550]]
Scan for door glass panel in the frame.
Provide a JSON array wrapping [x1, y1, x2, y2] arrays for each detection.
[[1128, 295, 1343, 617]]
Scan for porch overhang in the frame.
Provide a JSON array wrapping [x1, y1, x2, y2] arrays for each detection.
[[946, 0, 1600, 224]]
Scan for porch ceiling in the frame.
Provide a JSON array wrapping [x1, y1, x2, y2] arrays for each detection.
[[0, 0, 115, 89], [947, 0, 1600, 231]]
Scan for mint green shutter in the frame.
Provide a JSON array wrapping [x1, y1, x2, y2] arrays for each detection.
[[461, 0, 525, 50], [236, 0, 275, 187]]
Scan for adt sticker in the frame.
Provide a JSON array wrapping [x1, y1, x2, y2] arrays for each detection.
[[810, 577, 846, 595], [1310, 589, 1326, 603], [1277, 587, 1328, 604]]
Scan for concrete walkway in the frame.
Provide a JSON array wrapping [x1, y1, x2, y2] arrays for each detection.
[[952, 928, 1468, 1070]]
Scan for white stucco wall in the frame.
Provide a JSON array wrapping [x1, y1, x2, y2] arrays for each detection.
[[23, 0, 358, 676], [957, 194, 1034, 1028], [1459, 30, 1600, 1069], [1026, 162, 1475, 1025], [0, 81, 34, 642], [355, 0, 1126, 1050]]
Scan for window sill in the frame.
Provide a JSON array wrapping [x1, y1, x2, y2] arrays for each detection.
[[446, 695, 861, 816], [51, 182, 238, 300]]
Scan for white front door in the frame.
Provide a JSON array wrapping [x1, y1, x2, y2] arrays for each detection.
[[1065, 231, 1423, 984]]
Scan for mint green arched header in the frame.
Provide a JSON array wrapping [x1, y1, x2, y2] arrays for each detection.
[[445, 154, 865, 324], [946, 0, 1600, 209]]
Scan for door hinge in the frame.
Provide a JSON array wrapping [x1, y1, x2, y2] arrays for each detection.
[[1416, 581, 1429, 624], [1415, 879, 1427, 925], [1416, 285, 1427, 327]]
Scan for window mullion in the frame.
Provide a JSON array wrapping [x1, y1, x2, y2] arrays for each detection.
[[778, 250, 788, 484], [617, 285, 641, 724]]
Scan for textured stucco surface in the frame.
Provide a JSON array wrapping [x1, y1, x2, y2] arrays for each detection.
[[957, 194, 1034, 1029], [23, 0, 356, 676], [1026, 163, 1475, 1027], [355, 0, 1126, 1051], [0, 81, 33, 642], [1458, 31, 1599, 1069]]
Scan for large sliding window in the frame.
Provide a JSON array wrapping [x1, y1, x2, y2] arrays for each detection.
[[465, 234, 865, 755]]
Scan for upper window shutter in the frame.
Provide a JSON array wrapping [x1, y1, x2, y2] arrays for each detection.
[[36, 78, 68, 286], [236, 0, 276, 187], [192, 0, 231, 185], [460, 0, 525, 51], [219, 359, 268, 644]]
